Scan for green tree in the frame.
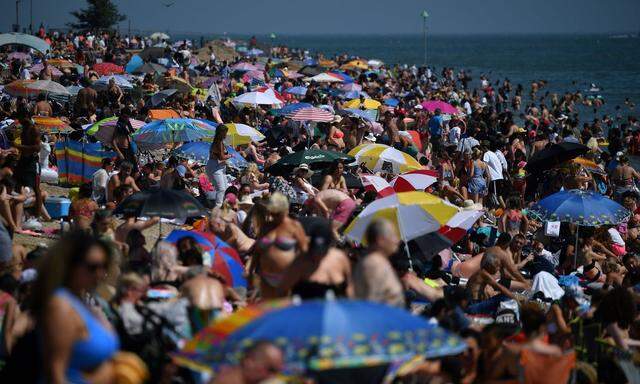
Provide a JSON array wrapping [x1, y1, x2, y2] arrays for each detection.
[[68, 0, 126, 31]]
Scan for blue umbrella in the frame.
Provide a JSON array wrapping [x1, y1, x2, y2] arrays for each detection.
[[285, 86, 308, 96], [530, 189, 630, 267], [125, 54, 144, 73], [133, 118, 216, 144], [173, 142, 248, 169], [384, 98, 400, 107], [272, 102, 312, 116], [341, 108, 377, 122], [530, 189, 629, 226], [94, 75, 133, 90], [341, 90, 370, 100], [203, 300, 466, 373]]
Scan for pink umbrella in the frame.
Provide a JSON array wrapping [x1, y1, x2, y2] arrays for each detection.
[[286, 107, 334, 122], [361, 174, 395, 198], [29, 63, 63, 77], [391, 169, 439, 192], [420, 100, 458, 115], [244, 70, 265, 81], [231, 62, 258, 72]]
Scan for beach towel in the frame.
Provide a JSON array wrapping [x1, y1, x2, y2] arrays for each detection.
[[529, 271, 564, 301]]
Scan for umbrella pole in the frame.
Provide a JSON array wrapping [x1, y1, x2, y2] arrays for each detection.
[[574, 225, 580, 270]]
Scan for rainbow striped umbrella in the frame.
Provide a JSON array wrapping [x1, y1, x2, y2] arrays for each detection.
[[348, 144, 422, 174], [4, 80, 39, 97], [32, 117, 71, 133], [344, 191, 460, 246], [286, 107, 334, 122], [133, 118, 216, 144], [173, 300, 290, 373]]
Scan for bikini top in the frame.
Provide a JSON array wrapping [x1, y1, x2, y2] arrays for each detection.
[[258, 236, 297, 252]]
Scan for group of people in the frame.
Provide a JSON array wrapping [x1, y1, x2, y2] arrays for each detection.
[[0, 27, 639, 384]]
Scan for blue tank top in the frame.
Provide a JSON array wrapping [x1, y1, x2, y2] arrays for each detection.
[[54, 288, 119, 383]]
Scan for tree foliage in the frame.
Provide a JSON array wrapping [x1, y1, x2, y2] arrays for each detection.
[[68, 0, 126, 31]]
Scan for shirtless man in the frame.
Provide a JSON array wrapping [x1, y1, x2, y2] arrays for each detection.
[[13, 118, 44, 218], [75, 80, 97, 119], [211, 341, 284, 384], [466, 251, 517, 315], [114, 213, 159, 244], [107, 161, 139, 204], [307, 189, 356, 239], [483, 233, 531, 290], [209, 207, 255, 255], [33, 94, 53, 117]]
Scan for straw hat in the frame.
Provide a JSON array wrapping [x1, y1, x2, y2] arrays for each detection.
[[238, 195, 255, 209], [462, 199, 483, 211], [293, 163, 314, 177]]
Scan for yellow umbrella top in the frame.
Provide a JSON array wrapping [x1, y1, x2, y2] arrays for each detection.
[[344, 98, 381, 110], [341, 60, 369, 70]]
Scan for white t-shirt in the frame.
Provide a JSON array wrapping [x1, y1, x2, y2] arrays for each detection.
[[20, 68, 31, 80], [92, 168, 110, 202], [483, 150, 504, 181], [448, 126, 461, 145]]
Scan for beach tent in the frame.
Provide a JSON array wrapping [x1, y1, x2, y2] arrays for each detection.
[[0, 33, 50, 53]]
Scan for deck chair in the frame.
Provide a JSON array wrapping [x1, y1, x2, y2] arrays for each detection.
[[520, 349, 576, 384]]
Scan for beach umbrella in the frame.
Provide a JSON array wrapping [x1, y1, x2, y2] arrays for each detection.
[[173, 142, 248, 169], [231, 62, 258, 72], [138, 46, 167, 61], [284, 86, 308, 96], [125, 54, 144, 73], [246, 48, 264, 57], [178, 299, 466, 376], [329, 71, 355, 83], [93, 75, 133, 90], [367, 59, 383, 68], [29, 63, 63, 78], [268, 149, 354, 176], [165, 230, 246, 288], [340, 90, 370, 100], [391, 170, 439, 192], [87, 117, 145, 144], [420, 100, 458, 115], [339, 108, 377, 122], [24, 80, 70, 97], [299, 65, 322, 76], [93, 62, 124, 76], [341, 60, 369, 71], [344, 98, 381, 110], [348, 144, 422, 174], [65, 85, 83, 96], [3, 80, 38, 98], [410, 208, 484, 257], [150, 32, 170, 41], [160, 76, 192, 93], [318, 59, 338, 68], [384, 98, 400, 107], [530, 189, 630, 267], [361, 174, 395, 198], [345, 191, 459, 245], [272, 102, 313, 116], [174, 301, 291, 372], [131, 62, 167, 75], [114, 188, 207, 219], [0, 32, 50, 53], [32, 117, 72, 133], [221, 123, 265, 147], [133, 118, 216, 144], [286, 107, 334, 122], [150, 88, 178, 106], [8, 52, 31, 61], [525, 142, 589, 172], [340, 83, 362, 92], [233, 91, 283, 107], [304, 73, 343, 83], [47, 59, 75, 69]]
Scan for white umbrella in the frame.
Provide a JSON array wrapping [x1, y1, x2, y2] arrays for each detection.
[[233, 91, 283, 107], [150, 32, 170, 41], [303, 73, 343, 83]]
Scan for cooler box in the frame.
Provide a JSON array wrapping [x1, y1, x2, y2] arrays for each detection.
[[45, 197, 71, 219]]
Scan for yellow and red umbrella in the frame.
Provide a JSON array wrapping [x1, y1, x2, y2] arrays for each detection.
[[348, 143, 422, 174]]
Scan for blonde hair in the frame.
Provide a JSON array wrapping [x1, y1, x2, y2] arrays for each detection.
[[266, 192, 289, 215]]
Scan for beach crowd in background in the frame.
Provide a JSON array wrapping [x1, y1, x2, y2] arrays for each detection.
[[0, 26, 639, 384]]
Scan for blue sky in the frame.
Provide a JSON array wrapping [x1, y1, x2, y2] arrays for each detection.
[[2, 0, 639, 35]]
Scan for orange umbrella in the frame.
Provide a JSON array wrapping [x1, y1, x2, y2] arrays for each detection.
[[148, 109, 180, 120]]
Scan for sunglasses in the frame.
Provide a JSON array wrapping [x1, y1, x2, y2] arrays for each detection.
[[83, 261, 107, 273]]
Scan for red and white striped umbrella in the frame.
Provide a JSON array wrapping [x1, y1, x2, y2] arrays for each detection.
[[412, 208, 484, 256], [286, 107, 334, 122], [361, 174, 395, 198], [391, 169, 439, 192]]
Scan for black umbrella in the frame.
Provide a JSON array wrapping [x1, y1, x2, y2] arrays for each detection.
[[137, 47, 167, 62], [299, 65, 322, 76], [525, 142, 589, 173], [132, 62, 167, 75], [150, 88, 178, 106], [267, 149, 354, 176], [114, 188, 206, 219]]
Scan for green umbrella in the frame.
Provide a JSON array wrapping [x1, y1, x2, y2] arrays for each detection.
[[267, 149, 354, 176]]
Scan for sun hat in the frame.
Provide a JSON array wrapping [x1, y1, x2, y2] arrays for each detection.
[[364, 132, 377, 142], [238, 195, 255, 209], [293, 163, 314, 177], [331, 115, 343, 123], [462, 200, 483, 211]]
